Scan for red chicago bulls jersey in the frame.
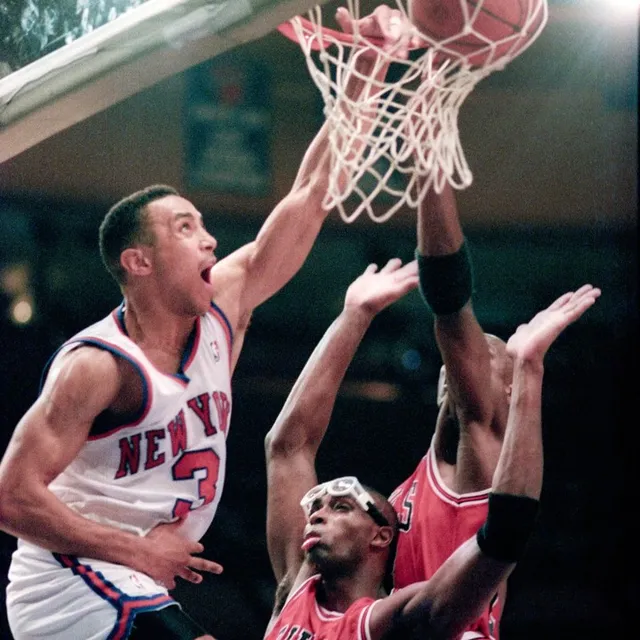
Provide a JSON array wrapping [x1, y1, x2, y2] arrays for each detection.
[[389, 445, 502, 639], [264, 575, 378, 640]]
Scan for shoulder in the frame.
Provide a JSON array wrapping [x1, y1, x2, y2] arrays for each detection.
[[273, 569, 318, 617], [367, 583, 425, 637], [266, 572, 318, 636], [43, 345, 122, 400], [48, 309, 141, 372], [36, 345, 125, 423], [49, 344, 120, 384]]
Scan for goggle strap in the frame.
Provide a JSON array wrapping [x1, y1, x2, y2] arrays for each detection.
[[358, 493, 390, 528]]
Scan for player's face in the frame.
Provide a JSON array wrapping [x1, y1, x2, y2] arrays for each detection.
[[301, 493, 380, 573], [143, 195, 217, 315]]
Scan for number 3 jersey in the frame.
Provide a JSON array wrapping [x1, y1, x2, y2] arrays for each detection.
[[7, 301, 233, 639], [42, 301, 233, 541]]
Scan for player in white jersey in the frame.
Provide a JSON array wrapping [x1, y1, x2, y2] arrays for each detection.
[[40, 301, 232, 543], [7, 302, 232, 639], [0, 8, 416, 639]]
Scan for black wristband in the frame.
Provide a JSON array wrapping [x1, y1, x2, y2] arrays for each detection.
[[416, 241, 473, 315], [476, 492, 540, 563]]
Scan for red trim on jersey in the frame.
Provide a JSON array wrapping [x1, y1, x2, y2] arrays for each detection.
[[55, 553, 175, 640], [112, 595, 175, 640], [57, 554, 121, 600], [112, 303, 190, 388], [426, 446, 490, 507]]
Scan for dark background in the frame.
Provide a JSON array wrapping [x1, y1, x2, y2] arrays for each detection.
[[0, 0, 638, 638]]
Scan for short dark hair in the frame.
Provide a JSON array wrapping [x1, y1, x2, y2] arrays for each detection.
[[99, 184, 179, 285]]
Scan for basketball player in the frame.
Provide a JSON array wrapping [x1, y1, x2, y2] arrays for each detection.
[[387, 179, 524, 640], [263, 257, 600, 639], [0, 7, 417, 639]]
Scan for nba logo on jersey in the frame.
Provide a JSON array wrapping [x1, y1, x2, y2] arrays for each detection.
[[128, 572, 146, 591], [210, 340, 221, 362]]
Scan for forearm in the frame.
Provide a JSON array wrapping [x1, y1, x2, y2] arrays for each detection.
[[491, 358, 544, 498], [244, 183, 330, 310], [0, 484, 145, 567], [268, 306, 373, 450], [243, 49, 396, 310]]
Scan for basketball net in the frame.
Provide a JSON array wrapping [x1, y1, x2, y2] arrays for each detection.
[[278, 0, 548, 223]]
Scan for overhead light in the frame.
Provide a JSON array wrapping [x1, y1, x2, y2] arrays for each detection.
[[10, 295, 34, 325]]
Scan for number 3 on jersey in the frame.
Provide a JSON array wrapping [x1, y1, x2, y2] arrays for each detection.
[[171, 448, 220, 519]]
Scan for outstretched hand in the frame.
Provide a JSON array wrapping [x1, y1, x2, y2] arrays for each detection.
[[344, 258, 419, 317], [506, 284, 601, 363], [335, 5, 421, 59], [142, 520, 224, 590]]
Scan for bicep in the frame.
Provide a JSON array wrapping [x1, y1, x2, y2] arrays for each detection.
[[0, 348, 121, 488]]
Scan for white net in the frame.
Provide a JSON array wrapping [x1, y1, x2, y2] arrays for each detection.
[[280, 0, 548, 223]]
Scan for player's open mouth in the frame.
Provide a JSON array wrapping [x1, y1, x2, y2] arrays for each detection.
[[200, 266, 212, 282]]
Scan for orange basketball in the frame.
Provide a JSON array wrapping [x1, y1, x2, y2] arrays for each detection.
[[409, 0, 545, 67]]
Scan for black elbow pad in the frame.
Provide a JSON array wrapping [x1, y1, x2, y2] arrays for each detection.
[[476, 492, 540, 563], [416, 241, 473, 315]]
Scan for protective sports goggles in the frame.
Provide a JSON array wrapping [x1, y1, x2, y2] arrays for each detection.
[[300, 476, 389, 527]]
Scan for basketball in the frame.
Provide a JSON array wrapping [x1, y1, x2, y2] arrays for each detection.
[[408, 0, 546, 67]]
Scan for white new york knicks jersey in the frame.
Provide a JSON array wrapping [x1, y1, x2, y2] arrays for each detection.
[[7, 301, 233, 639]]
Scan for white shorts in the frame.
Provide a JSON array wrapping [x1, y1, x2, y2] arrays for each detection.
[[7, 540, 178, 640]]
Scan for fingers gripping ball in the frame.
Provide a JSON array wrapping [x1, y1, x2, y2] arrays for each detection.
[[408, 0, 546, 67]]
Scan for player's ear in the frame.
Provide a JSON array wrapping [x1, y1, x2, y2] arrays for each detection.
[[371, 525, 395, 550], [121, 247, 151, 277]]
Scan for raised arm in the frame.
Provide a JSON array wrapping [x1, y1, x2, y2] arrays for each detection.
[[416, 180, 494, 425], [264, 260, 418, 597], [209, 6, 416, 370], [369, 284, 601, 639], [0, 348, 221, 590]]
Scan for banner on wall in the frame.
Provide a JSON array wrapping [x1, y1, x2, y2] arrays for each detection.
[[185, 52, 271, 196]]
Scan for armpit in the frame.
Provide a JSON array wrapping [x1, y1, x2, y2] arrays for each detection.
[[273, 573, 293, 616]]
